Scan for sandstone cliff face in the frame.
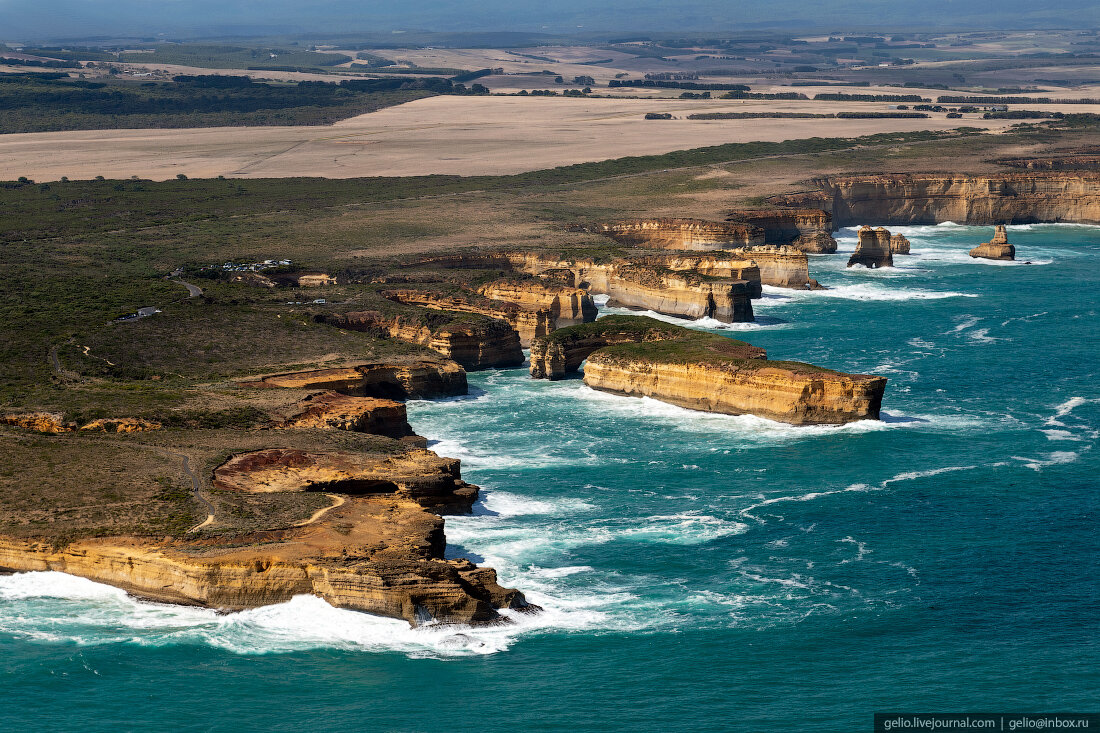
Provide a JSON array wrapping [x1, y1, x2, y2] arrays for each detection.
[[477, 280, 598, 328], [970, 224, 1015, 260], [726, 208, 838, 253], [778, 173, 1100, 226], [213, 447, 478, 514], [530, 316, 885, 424], [0, 442, 534, 626], [642, 254, 762, 297], [505, 253, 755, 323], [848, 226, 894, 269], [0, 498, 528, 626], [382, 288, 553, 347], [890, 233, 911, 254], [327, 311, 524, 370], [581, 218, 764, 250], [584, 356, 886, 425], [250, 360, 467, 399], [278, 392, 414, 439], [529, 320, 765, 380]]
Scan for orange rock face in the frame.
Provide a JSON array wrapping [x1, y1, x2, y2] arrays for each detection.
[[581, 218, 764, 250], [848, 226, 894, 269], [327, 311, 523, 370], [774, 172, 1100, 226], [725, 208, 838, 253], [277, 392, 414, 439], [970, 224, 1015, 260], [250, 360, 468, 399], [212, 447, 478, 513]]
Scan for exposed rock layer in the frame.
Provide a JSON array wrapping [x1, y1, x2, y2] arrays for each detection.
[[529, 316, 885, 425], [326, 311, 523, 370], [476, 280, 597, 328], [277, 392, 415, 439], [246, 360, 468, 399], [577, 218, 763, 249], [890, 233, 911, 254], [585, 355, 886, 425], [772, 173, 1100, 226], [970, 224, 1015, 260], [0, 445, 533, 626], [726, 209, 838, 253], [381, 288, 552, 347], [848, 226, 894, 269]]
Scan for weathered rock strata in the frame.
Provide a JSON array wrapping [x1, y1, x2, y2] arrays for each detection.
[[213, 447, 478, 514], [970, 224, 1015, 260], [326, 311, 523, 370], [848, 226, 894, 269], [577, 218, 764, 250], [772, 173, 1100, 226], [277, 392, 415, 439], [890, 233, 911, 254], [530, 316, 885, 424], [505, 252, 755, 322], [0, 444, 534, 626], [585, 355, 886, 425], [725, 209, 838, 253], [477, 280, 597, 328], [246, 360, 468, 399], [381, 288, 552, 347]]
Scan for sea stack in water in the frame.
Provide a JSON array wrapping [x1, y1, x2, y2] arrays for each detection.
[[890, 233, 911, 254], [847, 226, 894, 268], [969, 224, 1015, 261]]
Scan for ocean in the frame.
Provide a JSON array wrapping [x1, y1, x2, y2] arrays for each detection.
[[2, 224, 1097, 731]]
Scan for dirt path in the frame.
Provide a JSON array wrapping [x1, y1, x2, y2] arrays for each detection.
[[294, 494, 346, 527]]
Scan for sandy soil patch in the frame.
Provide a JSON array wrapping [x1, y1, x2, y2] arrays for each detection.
[[0, 94, 1055, 182]]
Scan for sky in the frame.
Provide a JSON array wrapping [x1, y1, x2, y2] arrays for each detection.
[[1, 0, 1098, 42]]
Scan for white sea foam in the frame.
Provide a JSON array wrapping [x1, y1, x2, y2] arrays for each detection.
[[0, 570, 623, 658], [739, 464, 979, 522], [596, 304, 790, 331], [762, 283, 976, 302], [1011, 451, 1082, 471]]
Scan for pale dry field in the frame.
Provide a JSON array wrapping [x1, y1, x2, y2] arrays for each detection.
[[0, 94, 1057, 182]]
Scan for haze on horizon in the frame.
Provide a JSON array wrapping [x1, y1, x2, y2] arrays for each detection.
[[2, 0, 1099, 42]]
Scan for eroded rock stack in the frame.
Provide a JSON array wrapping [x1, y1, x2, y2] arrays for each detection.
[[969, 224, 1015, 261], [890, 233, 911, 254], [848, 226, 894, 268]]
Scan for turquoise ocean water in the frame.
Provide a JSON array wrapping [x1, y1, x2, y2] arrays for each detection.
[[1, 224, 1097, 731]]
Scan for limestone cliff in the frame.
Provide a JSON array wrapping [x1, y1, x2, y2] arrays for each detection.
[[277, 392, 415, 440], [246, 360, 468, 399], [504, 252, 755, 322], [529, 316, 885, 425], [585, 355, 886, 425], [213, 447, 478, 514], [772, 173, 1100, 226], [890, 233, 911, 255], [641, 254, 763, 297], [477, 280, 597, 328], [725, 209, 838, 253], [970, 224, 1015, 260], [326, 311, 523, 370], [848, 226, 894, 269], [578, 218, 764, 250], [381, 288, 551, 347], [0, 444, 535, 626]]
